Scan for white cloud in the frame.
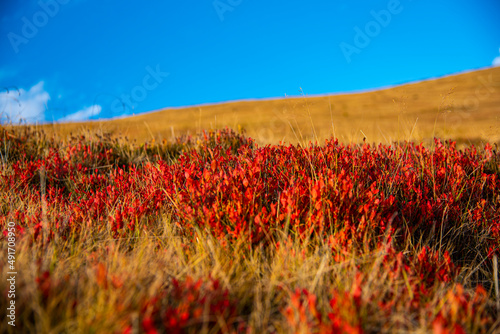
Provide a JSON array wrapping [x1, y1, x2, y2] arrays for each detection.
[[0, 81, 49, 123], [59, 105, 102, 122], [493, 48, 500, 67]]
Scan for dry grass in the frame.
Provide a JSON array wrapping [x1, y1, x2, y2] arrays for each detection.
[[1, 125, 499, 333], [38, 66, 500, 147], [2, 67, 500, 333]]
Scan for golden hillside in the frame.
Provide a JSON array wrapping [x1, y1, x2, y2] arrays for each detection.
[[44, 66, 500, 146]]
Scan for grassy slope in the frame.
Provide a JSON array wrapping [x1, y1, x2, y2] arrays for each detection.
[[42, 66, 500, 146], [1, 127, 499, 333]]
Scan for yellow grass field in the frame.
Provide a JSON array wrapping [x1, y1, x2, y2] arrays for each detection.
[[42, 66, 500, 146]]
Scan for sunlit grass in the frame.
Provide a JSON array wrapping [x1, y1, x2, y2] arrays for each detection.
[[1, 122, 499, 333]]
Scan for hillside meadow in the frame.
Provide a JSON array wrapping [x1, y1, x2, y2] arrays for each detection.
[[39, 66, 500, 148], [1, 124, 500, 333]]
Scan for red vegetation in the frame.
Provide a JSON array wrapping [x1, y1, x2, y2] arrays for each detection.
[[1, 127, 499, 333]]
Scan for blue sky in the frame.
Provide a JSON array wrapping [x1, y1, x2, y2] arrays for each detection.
[[1, 0, 499, 123]]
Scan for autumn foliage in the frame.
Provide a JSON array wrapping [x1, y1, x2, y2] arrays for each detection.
[[0, 125, 499, 333]]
